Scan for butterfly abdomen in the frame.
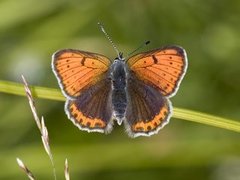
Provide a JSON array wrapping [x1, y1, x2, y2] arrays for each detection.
[[111, 60, 127, 123]]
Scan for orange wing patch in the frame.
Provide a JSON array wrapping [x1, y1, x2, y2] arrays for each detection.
[[131, 102, 170, 135], [127, 46, 187, 97], [52, 49, 111, 98], [67, 101, 107, 131]]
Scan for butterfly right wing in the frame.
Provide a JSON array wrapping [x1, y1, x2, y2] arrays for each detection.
[[126, 46, 187, 97], [125, 73, 171, 137]]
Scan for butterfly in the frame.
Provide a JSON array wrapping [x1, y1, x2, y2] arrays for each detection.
[[52, 45, 187, 137]]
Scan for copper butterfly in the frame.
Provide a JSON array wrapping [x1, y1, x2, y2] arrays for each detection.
[[52, 29, 187, 137]]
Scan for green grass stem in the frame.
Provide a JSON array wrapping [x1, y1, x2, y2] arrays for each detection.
[[1, 79, 240, 133]]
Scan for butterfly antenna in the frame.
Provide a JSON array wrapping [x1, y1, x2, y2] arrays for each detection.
[[128, 40, 150, 57], [125, 40, 150, 62], [98, 22, 121, 59]]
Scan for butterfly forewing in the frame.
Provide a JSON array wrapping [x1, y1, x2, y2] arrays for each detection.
[[52, 49, 111, 98], [127, 46, 187, 97]]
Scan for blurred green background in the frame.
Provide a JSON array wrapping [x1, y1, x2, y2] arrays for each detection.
[[0, 0, 240, 179]]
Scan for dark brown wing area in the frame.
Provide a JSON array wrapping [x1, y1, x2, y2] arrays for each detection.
[[65, 78, 113, 133], [125, 73, 172, 137]]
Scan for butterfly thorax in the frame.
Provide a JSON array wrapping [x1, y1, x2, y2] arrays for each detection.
[[110, 58, 128, 125]]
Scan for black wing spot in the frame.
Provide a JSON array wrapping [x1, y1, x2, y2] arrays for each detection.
[[81, 57, 86, 65], [147, 126, 152, 131], [152, 55, 158, 64], [163, 111, 168, 116], [86, 122, 91, 127], [73, 113, 78, 118]]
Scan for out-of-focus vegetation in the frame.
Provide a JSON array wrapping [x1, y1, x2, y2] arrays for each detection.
[[0, 0, 240, 179]]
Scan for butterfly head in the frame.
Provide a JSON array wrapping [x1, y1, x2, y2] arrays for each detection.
[[114, 52, 125, 62]]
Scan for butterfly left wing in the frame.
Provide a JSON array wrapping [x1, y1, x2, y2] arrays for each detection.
[[52, 49, 111, 98], [52, 49, 113, 133], [66, 77, 113, 133], [127, 46, 187, 97]]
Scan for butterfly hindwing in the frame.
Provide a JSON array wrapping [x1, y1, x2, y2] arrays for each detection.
[[52, 49, 111, 98], [65, 77, 113, 133], [125, 73, 171, 137], [127, 46, 187, 97]]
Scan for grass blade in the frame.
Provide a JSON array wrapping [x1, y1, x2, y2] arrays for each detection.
[[1, 79, 240, 133]]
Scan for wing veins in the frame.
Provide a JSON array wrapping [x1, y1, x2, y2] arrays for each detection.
[[148, 66, 180, 78], [145, 67, 177, 86], [55, 57, 82, 61], [92, 82, 110, 119], [131, 84, 152, 121], [132, 89, 144, 121], [129, 89, 139, 121], [56, 56, 110, 66], [128, 53, 183, 66], [135, 67, 177, 85], [66, 69, 98, 88], [155, 57, 184, 64], [58, 65, 88, 75], [55, 61, 83, 68], [134, 70, 169, 94], [62, 68, 93, 82], [133, 63, 182, 71], [155, 63, 182, 70], [156, 53, 183, 57]]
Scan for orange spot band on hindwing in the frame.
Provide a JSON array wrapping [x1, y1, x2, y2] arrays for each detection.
[[69, 102, 106, 129], [132, 103, 169, 133]]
